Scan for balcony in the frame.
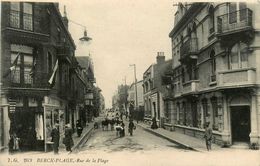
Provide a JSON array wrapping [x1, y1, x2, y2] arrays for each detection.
[[182, 80, 200, 95], [217, 8, 253, 38], [218, 68, 256, 88], [180, 38, 198, 62]]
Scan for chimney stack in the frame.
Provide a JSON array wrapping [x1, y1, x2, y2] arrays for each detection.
[[62, 6, 69, 29], [156, 52, 165, 64]]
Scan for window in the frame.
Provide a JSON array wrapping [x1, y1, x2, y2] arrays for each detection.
[[182, 102, 186, 125], [229, 3, 237, 24], [181, 68, 185, 83], [191, 101, 198, 127], [202, 98, 209, 126], [210, 50, 216, 82], [10, 2, 33, 31], [208, 5, 215, 34], [176, 102, 180, 124], [10, 2, 20, 28], [10, 44, 33, 84], [229, 41, 248, 69], [229, 2, 247, 24], [23, 3, 33, 31]]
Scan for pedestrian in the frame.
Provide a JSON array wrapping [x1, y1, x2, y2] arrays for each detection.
[[76, 120, 83, 137], [120, 121, 125, 137], [128, 119, 135, 136], [151, 117, 158, 129], [51, 123, 60, 154], [63, 124, 74, 153], [204, 122, 212, 151], [9, 132, 20, 154]]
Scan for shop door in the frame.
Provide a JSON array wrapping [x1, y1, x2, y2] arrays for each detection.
[[231, 106, 250, 142]]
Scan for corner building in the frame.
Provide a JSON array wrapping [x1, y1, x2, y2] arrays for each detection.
[[169, 2, 260, 148]]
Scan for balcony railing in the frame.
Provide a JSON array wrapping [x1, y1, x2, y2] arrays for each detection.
[[180, 38, 198, 60], [217, 8, 252, 35], [10, 71, 50, 88], [218, 68, 256, 87], [182, 80, 199, 94]]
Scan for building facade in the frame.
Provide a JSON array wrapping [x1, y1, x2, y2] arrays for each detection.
[[169, 2, 260, 148], [0, 2, 96, 152], [127, 80, 144, 115], [143, 52, 172, 127]]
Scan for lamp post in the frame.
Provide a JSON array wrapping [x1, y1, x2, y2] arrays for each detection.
[[130, 64, 138, 109]]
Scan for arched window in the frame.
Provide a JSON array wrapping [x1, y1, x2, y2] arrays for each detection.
[[229, 41, 248, 69], [208, 5, 215, 34]]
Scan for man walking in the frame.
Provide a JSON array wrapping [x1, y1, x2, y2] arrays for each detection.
[[204, 122, 212, 151], [51, 123, 60, 154]]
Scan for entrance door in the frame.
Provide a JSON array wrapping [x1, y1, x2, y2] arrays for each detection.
[[231, 106, 250, 143]]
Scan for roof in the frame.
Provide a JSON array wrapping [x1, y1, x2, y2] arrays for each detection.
[[76, 56, 92, 69]]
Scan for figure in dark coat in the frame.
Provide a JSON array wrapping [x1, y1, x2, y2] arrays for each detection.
[[204, 122, 212, 151], [120, 121, 125, 137], [76, 120, 83, 137], [51, 124, 60, 154], [151, 117, 158, 129], [64, 124, 74, 152], [128, 120, 135, 136]]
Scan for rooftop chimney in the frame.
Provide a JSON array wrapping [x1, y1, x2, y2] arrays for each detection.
[[156, 52, 165, 64], [62, 6, 68, 29]]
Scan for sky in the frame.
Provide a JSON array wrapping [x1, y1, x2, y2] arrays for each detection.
[[60, 0, 176, 108]]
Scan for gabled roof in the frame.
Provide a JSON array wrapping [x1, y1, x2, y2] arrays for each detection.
[[76, 56, 93, 70]]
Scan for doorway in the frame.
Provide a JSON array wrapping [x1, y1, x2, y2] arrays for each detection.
[[231, 106, 250, 143]]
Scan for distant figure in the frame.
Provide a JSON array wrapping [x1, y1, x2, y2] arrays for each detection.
[[120, 121, 125, 137], [128, 119, 135, 136], [51, 123, 60, 154], [204, 122, 212, 151], [64, 124, 74, 152], [76, 120, 83, 137], [151, 117, 158, 129]]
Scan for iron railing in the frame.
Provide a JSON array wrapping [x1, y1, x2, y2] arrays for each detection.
[[217, 8, 252, 34]]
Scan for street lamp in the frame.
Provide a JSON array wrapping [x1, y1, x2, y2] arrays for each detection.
[[68, 19, 92, 42], [129, 64, 138, 109]]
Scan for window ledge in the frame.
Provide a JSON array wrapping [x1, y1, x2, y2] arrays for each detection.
[[209, 81, 217, 86]]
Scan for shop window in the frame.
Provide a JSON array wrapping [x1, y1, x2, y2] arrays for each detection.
[[229, 41, 248, 69], [176, 102, 180, 124], [192, 101, 198, 127]]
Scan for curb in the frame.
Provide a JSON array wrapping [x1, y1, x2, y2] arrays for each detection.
[[138, 124, 202, 152], [72, 124, 94, 151]]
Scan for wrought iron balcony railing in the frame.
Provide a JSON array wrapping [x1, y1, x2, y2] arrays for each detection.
[[217, 8, 252, 34], [180, 37, 198, 60]]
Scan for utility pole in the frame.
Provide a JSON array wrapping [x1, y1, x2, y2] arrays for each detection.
[[130, 64, 138, 109]]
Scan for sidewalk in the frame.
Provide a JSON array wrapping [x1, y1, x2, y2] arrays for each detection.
[[137, 122, 222, 152], [58, 122, 94, 153]]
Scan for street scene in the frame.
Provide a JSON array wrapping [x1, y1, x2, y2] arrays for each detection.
[[1, 1, 260, 166]]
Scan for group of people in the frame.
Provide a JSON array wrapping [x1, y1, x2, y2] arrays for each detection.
[[51, 123, 74, 154]]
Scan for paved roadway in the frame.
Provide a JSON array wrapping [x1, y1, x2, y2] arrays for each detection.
[[77, 120, 187, 154]]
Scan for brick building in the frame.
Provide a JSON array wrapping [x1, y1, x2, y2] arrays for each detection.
[[0, 2, 95, 152], [168, 2, 260, 148]]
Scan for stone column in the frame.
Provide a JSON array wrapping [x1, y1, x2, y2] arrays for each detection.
[[250, 94, 258, 145], [222, 94, 230, 146]]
